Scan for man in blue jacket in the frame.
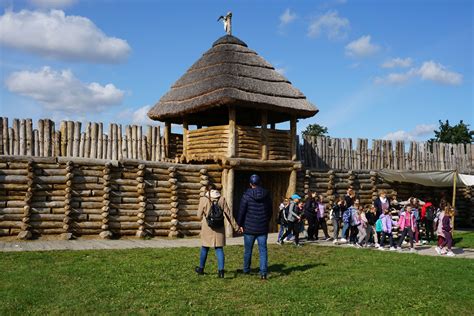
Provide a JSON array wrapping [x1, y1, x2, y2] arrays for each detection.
[[237, 174, 273, 280]]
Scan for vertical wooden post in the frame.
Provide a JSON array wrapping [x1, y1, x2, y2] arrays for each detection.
[[96, 123, 102, 159], [157, 126, 162, 161], [73, 122, 81, 158], [90, 123, 98, 159], [1, 117, 8, 155], [85, 122, 91, 158], [19, 119, 26, 155], [182, 119, 188, 161], [164, 122, 171, 159], [168, 166, 179, 237], [0, 118, 3, 155], [67, 121, 74, 157], [137, 126, 143, 160], [287, 167, 297, 198], [100, 162, 112, 239], [19, 160, 34, 240], [225, 167, 235, 237], [228, 106, 236, 158], [62, 161, 74, 240], [290, 116, 297, 161], [26, 119, 33, 156], [261, 110, 268, 160], [136, 164, 147, 237], [13, 118, 19, 155]]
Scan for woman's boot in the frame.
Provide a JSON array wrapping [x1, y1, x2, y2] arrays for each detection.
[[195, 267, 204, 275]]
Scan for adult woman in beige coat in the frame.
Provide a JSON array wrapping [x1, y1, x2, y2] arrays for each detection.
[[195, 189, 239, 278]]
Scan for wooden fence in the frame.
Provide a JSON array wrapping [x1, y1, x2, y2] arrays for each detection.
[[0, 117, 165, 161], [300, 135, 474, 172]]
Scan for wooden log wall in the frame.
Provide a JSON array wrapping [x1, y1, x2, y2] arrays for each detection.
[[237, 126, 262, 160], [0, 117, 164, 161], [0, 156, 222, 239], [267, 129, 291, 160], [296, 169, 474, 228], [186, 125, 229, 161], [301, 135, 474, 172]]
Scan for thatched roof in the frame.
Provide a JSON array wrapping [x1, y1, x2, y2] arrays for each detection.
[[148, 35, 318, 125]]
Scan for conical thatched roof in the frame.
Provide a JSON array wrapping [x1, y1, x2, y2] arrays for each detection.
[[148, 35, 318, 125]]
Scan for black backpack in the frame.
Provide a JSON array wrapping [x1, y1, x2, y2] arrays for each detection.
[[425, 206, 435, 221], [206, 199, 225, 229]]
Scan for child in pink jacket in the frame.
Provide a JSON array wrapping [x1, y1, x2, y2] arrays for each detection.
[[397, 205, 416, 252]]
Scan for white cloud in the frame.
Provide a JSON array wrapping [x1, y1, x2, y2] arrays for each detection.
[[418, 60, 463, 85], [29, 0, 77, 8], [308, 10, 349, 40], [383, 124, 436, 141], [345, 35, 380, 57], [374, 61, 462, 86], [279, 8, 297, 27], [5, 66, 125, 113], [374, 69, 416, 85], [117, 105, 159, 126], [381, 57, 413, 68], [0, 9, 130, 63]]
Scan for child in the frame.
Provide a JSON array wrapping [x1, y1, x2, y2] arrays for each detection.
[[375, 215, 383, 248], [316, 195, 330, 240], [378, 208, 397, 251], [356, 206, 368, 248], [397, 206, 416, 252], [438, 207, 455, 256], [331, 197, 345, 243], [279, 194, 303, 247], [364, 205, 378, 247], [349, 200, 361, 244], [341, 204, 352, 243], [277, 198, 290, 244]]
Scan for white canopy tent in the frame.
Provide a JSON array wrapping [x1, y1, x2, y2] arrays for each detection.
[[378, 170, 474, 188]]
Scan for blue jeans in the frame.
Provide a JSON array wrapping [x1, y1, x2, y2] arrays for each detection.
[[341, 222, 350, 239], [243, 233, 268, 276], [199, 246, 224, 271]]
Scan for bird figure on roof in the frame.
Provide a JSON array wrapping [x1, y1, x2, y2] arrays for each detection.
[[217, 11, 232, 35]]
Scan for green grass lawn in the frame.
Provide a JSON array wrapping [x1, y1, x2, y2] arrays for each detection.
[[454, 230, 474, 248], [1, 244, 473, 315]]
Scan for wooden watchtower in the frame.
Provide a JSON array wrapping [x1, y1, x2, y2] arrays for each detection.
[[148, 35, 318, 235]]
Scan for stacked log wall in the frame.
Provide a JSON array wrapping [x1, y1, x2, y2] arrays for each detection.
[[0, 156, 221, 239]]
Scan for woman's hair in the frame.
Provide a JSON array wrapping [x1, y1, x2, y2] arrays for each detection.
[[444, 206, 455, 217], [384, 208, 390, 214], [379, 190, 386, 195]]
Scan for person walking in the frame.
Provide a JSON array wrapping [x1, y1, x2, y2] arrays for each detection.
[[304, 192, 318, 241], [237, 174, 273, 280], [195, 188, 240, 278], [365, 204, 379, 247], [316, 195, 330, 240], [397, 205, 416, 252], [437, 206, 455, 256], [374, 190, 390, 221], [279, 194, 303, 246], [331, 196, 345, 243]]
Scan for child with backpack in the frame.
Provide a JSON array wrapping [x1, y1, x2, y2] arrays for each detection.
[[349, 200, 361, 245], [375, 214, 383, 248], [341, 203, 352, 243], [378, 208, 398, 251], [364, 204, 378, 247], [356, 206, 368, 248], [195, 188, 240, 278]]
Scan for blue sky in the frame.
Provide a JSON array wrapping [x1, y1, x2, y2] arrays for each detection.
[[0, 0, 472, 142]]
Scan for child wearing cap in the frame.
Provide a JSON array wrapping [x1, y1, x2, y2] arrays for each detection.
[[278, 194, 302, 246]]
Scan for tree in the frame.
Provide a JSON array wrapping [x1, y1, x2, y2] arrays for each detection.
[[302, 123, 329, 138], [430, 120, 474, 144]]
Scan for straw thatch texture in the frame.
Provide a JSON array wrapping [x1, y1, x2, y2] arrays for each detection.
[[148, 35, 318, 125]]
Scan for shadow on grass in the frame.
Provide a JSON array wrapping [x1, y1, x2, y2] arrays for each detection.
[[231, 263, 325, 279]]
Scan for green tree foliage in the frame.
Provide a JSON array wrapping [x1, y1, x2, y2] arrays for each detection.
[[430, 120, 474, 144], [302, 123, 329, 138]]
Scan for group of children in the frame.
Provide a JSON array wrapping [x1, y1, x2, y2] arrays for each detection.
[[277, 188, 456, 257]]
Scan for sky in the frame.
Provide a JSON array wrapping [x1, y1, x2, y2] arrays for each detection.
[[0, 0, 472, 143]]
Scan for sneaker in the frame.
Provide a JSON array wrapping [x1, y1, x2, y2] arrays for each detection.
[[375, 243, 380, 248], [378, 246, 385, 251], [422, 240, 427, 245], [397, 248, 403, 252], [446, 251, 455, 257], [295, 244, 302, 247], [416, 242, 422, 246], [389, 247, 396, 251], [276, 240, 283, 245], [355, 243, 362, 248], [435, 246, 442, 255], [403, 241, 408, 245], [333, 239, 338, 244], [340, 238, 347, 243], [440, 249, 447, 255], [410, 248, 416, 253], [324, 237, 331, 241]]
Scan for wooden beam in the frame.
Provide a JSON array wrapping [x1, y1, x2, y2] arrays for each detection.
[[228, 106, 236, 158], [261, 110, 268, 160], [164, 122, 171, 158], [182, 119, 188, 161], [225, 167, 235, 237], [287, 169, 297, 197], [290, 116, 297, 161]]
